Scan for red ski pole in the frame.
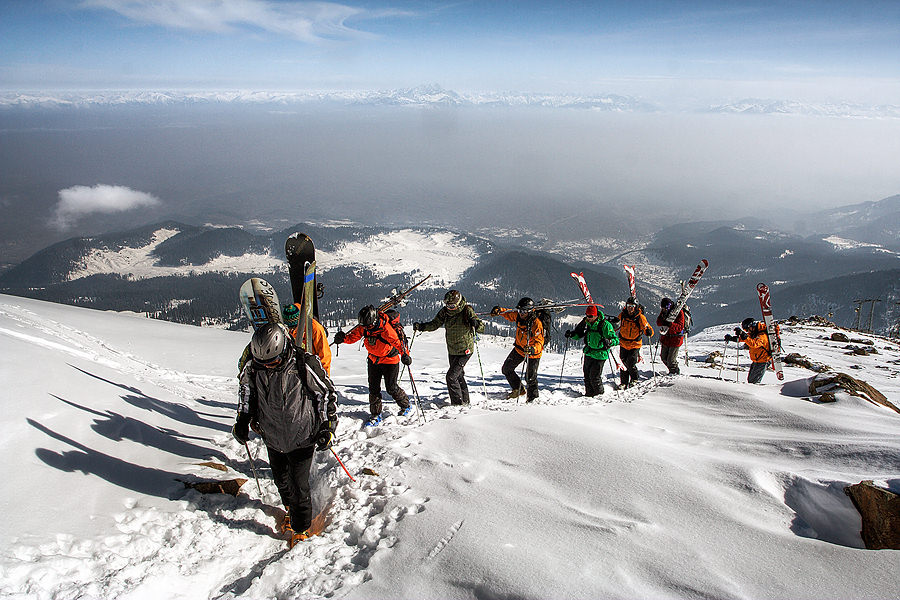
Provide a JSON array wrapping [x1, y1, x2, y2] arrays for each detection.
[[330, 448, 356, 482]]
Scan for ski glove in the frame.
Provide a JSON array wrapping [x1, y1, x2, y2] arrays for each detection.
[[724, 334, 738, 343], [232, 419, 250, 445], [412, 322, 422, 331], [401, 353, 412, 366], [315, 430, 334, 451], [490, 306, 502, 316], [644, 327, 653, 337], [333, 331, 346, 345], [524, 345, 535, 355], [564, 329, 574, 338]]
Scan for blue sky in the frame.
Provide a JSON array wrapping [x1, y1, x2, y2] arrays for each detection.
[[2, 0, 899, 101]]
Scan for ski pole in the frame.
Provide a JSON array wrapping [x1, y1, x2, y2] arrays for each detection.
[[558, 337, 569, 388], [651, 340, 660, 377], [330, 448, 356, 482], [407, 367, 427, 424], [244, 442, 262, 495], [646, 335, 656, 377], [735, 344, 741, 383], [718, 339, 728, 379], [605, 356, 622, 401], [401, 329, 417, 380], [474, 335, 488, 401]]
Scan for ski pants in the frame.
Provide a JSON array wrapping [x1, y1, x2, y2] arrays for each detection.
[[660, 345, 681, 375], [267, 443, 315, 532], [748, 361, 767, 384], [619, 347, 641, 387], [583, 355, 605, 397], [367, 359, 409, 417], [502, 349, 540, 401], [447, 353, 472, 405]]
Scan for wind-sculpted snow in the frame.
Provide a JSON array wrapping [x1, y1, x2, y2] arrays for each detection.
[[1, 294, 899, 599]]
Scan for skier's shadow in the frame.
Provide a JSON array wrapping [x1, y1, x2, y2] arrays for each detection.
[[28, 418, 284, 540], [68, 364, 232, 432], [52, 395, 228, 462]]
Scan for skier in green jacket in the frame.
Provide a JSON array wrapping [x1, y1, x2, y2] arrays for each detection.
[[565, 305, 619, 396], [413, 290, 485, 405]]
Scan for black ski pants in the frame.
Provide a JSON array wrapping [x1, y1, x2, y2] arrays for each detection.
[[619, 347, 641, 387], [447, 353, 472, 405], [583, 355, 605, 397], [367, 359, 409, 417], [502, 349, 540, 401], [748, 360, 767, 384], [267, 444, 315, 532]]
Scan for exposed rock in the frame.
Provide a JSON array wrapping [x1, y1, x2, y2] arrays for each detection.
[[195, 461, 228, 472], [845, 345, 879, 356], [844, 481, 900, 550], [705, 350, 722, 364], [179, 478, 247, 496], [830, 332, 850, 342], [808, 372, 898, 414], [786, 315, 837, 328], [783, 353, 828, 373], [850, 338, 875, 346]]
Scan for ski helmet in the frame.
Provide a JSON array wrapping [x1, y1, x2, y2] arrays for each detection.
[[585, 304, 598, 317], [516, 297, 535, 313], [741, 317, 756, 331], [444, 290, 462, 309], [251, 323, 289, 364], [661, 297, 674, 311], [358, 305, 378, 328], [282, 303, 301, 327], [625, 296, 637, 307]]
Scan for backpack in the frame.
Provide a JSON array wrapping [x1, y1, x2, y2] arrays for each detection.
[[682, 305, 693, 335], [536, 308, 552, 345], [384, 309, 408, 348]]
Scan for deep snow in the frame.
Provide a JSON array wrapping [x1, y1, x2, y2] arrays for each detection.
[[1, 294, 898, 599]]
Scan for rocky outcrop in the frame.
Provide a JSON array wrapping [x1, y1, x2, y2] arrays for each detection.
[[844, 481, 900, 550], [179, 478, 247, 496], [808, 372, 898, 414], [783, 353, 828, 373]]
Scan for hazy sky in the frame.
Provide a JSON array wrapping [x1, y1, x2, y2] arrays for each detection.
[[2, 0, 900, 103]]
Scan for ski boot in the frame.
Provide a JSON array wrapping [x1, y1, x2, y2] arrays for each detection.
[[364, 413, 383, 427], [399, 405, 413, 417], [287, 528, 310, 548], [506, 386, 526, 399], [277, 510, 291, 535]]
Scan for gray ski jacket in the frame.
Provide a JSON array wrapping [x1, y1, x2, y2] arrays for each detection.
[[238, 346, 337, 453]]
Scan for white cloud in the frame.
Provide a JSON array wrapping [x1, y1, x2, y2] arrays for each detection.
[[79, 0, 372, 43], [52, 184, 161, 230]]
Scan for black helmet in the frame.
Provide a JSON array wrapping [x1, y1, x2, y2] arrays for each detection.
[[516, 297, 535, 312], [358, 305, 378, 328], [251, 323, 289, 364], [625, 296, 637, 307], [661, 297, 674, 311], [444, 290, 462, 309], [741, 317, 756, 331]]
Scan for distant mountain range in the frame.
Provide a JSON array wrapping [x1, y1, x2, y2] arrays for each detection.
[[2, 195, 899, 336], [3, 87, 898, 118]]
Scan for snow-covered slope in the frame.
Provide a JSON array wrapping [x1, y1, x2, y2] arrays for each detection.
[[1, 295, 898, 599]]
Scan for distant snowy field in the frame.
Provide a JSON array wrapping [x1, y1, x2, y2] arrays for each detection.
[[63, 227, 479, 286], [1, 294, 898, 599], [317, 229, 478, 286]]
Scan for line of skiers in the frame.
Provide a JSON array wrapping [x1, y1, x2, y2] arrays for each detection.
[[232, 291, 778, 547]]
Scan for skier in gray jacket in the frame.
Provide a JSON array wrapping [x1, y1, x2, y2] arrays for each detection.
[[233, 323, 337, 547]]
